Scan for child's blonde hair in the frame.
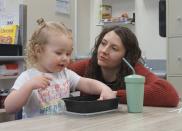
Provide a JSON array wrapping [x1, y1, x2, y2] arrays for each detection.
[[25, 18, 72, 68]]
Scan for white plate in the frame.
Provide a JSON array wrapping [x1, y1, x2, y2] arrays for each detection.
[[63, 109, 119, 116]]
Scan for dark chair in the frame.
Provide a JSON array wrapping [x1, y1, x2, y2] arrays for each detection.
[[15, 109, 22, 120]]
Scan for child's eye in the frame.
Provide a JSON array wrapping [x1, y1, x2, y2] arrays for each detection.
[[66, 53, 71, 56], [55, 52, 62, 55]]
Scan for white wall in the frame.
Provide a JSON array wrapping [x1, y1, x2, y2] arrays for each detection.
[[0, 0, 23, 25], [75, 0, 91, 58], [23, 0, 74, 41], [23, 0, 83, 58], [90, 0, 102, 52], [135, 0, 167, 59], [23, 0, 93, 59]]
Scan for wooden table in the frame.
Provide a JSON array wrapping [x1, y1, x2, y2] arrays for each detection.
[[0, 103, 182, 131]]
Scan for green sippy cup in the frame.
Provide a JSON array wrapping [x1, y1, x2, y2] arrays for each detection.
[[123, 58, 145, 113]]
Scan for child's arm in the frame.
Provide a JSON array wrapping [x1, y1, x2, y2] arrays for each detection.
[[4, 75, 52, 113], [76, 77, 116, 100]]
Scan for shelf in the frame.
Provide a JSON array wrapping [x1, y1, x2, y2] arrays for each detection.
[[0, 56, 25, 61], [0, 75, 18, 80], [0, 109, 5, 114], [97, 20, 134, 27]]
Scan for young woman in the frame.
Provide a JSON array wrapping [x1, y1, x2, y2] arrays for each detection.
[[68, 26, 179, 107]]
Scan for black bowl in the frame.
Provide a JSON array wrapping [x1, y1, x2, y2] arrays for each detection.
[[63, 95, 119, 114]]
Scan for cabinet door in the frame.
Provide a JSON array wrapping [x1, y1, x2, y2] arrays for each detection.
[[167, 0, 182, 37], [167, 76, 182, 99], [168, 37, 182, 75]]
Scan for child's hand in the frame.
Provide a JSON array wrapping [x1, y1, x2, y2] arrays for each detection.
[[28, 74, 52, 90], [98, 88, 116, 100]]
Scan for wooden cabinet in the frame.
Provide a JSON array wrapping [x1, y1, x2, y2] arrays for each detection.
[[166, 0, 182, 99]]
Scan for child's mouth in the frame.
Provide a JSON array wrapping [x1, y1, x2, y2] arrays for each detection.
[[59, 64, 65, 68]]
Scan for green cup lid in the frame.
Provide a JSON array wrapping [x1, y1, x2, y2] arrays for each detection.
[[124, 74, 145, 83]]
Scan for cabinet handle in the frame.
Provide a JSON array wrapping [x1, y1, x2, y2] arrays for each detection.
[[177, 16, 182, 21], [177, 56, 182, 61]]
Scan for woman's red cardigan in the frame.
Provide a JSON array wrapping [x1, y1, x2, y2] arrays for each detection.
[[68, 59, 179, 107]]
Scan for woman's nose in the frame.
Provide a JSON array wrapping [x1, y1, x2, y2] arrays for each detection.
[[102, 46, 109, 54]]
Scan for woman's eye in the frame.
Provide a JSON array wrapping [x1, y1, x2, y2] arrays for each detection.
[[101, 41, 106, 46], [112, 47, 118, 51]]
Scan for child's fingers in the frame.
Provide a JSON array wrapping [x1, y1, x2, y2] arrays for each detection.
[[40, 80, 50, 89], [42, 73, 53, 80], [98, 96, 104, 101]]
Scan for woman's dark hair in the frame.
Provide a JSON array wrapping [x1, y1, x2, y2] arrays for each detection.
[[85, 26, 143, 89]]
